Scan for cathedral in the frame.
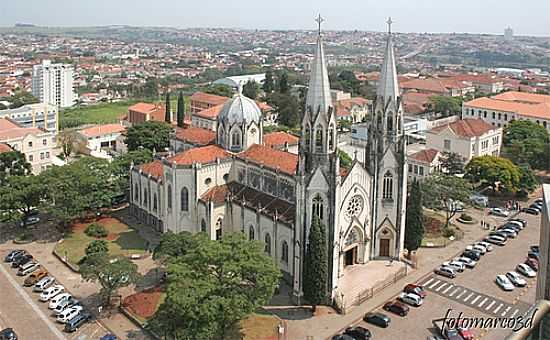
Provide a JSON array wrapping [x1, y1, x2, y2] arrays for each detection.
[[129, 19, 407, 305]]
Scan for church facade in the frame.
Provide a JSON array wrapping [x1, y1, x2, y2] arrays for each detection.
[[129, 20, 407, 304]]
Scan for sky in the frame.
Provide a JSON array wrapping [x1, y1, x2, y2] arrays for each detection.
[[2, 0, 549, 36]]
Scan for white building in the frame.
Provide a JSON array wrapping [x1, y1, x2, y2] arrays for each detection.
[[77, 123, 126, 159], [32, 60, 75, 108], [0, 103, 59, 134], [407, 148, 442, 181], [213, 74, 266, 89], [426, 118, 502, 163]]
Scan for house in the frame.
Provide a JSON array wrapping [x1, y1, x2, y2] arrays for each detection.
[[263, 131, 300, 154], [407, 148, 442, 181], [426, 118, 502, 162], [335, 97, 370, 123], [77, 123, 126, 158], [189, 92, 228, 114], [127, 103, 167, 125]]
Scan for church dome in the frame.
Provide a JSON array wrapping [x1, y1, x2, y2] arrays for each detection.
[[217, 93, 262, 126]]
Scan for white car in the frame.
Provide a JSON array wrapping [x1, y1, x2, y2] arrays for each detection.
[[56, 305, 83, 323], [39, 284, 64, 302], [516, 263, 536, 278], [507, 220, 525, 230], [455, 257, 477, 269], [443, 260, 465, 272], [466, 244, 486, 255], [490, 208, 509, 217], [477, 241, 494, 252], [496, 275, 515, 291], [49, 293, 71, 309], [398, 292, 423, 307], [499, 228, 518, 238], [506, 271, 527, 287]]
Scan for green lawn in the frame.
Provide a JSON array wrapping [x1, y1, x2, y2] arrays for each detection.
[[60, 100, 141, 128], [54, 217, 147, 267]]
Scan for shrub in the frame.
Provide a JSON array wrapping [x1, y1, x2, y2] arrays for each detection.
[[442, 227, 455, 238], [85, 240, 109, 257], [459, 213, 473, 221], [85, 223, 108, 238], [16, 230, 33, 241]]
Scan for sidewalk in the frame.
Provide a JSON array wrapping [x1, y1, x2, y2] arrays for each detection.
[[282, 208, 493, 340]]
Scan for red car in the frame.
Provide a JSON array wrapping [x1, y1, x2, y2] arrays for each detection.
[[525, 258, 539, 271], [458, 327, 474, 340], [383, 300, 409, 317], [403, 284, 427, 298]]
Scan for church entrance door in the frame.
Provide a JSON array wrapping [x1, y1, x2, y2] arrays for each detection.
[[344, 246, 357, 266], [379, 239, 390, 257]]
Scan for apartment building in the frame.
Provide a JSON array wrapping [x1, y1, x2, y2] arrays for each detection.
[[0, 103, 59, 134], [0, 118, 56, 174], [463, 91, 550, 131], [32, 60, 75, 108], [426, 118, 502, 163]]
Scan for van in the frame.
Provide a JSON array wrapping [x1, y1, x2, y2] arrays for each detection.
[[24, 268, 48, 286], [17, 262, 39, 276]]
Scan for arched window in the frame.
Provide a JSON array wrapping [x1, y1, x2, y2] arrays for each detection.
[[249, 225, 255, 240], [387, 116, 393, 132], [315, 125, 323, 152], [377, 115, 382, 129], [218, 126, 225, 145], [305, 125, 311, 149], [143, 188, 148, 206], [134, 184, 139, 201], [215, 218, 223, 240], [231, 129, 241, 148], [383, 171, 393, 200], [181, 187, 189, 211], [201, 219, 207, 233], [281, 241, 289, 263], [167, 185, 172, 209], [312, 194, 324, 222], [328, 124, 334, 150], [204, 178, 212, 186], [153, 193, 158, 212], [265, 233, 272, 255]]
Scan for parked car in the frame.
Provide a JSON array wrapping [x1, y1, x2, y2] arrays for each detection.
[[64, 311, 91, 333], [477, 241, 494, 252], [462, 250, 481, 261], [489, 207, 509, 217], [17, 262, 39, 276], [510, 218, 527, 228], [530, 245, 540, 253], [499, 224, 521, 233], [443, 328, 463, 340], [455, 257, 477, 269], [398, 292, 423, 307], [506, 271, 527, 287], [528, 251, 540, 261], [403, 284, 427, 298], [343, 326, 372, 340], [383, 300, 410, 316], [525, 258, 539, 272], [364, 312, 391, 327], [99, 334, 117, 340], [0, 328, 17, 340], [484, 236, 506, 246], [33, 276, 56, 292], [4, 250, 25, 263], [11, 254, 33, 268], [54, 297, 80, 315], [507, 220, 525, 230], [442, 261, 465, 272], [458, 327, 475, 340], [498, 228, 518, 238], [57, 305, 83, 323], [434, 266, 456, 279], [49, 293, 72, 310], [39, 285, 65, 301], [496, 275, 515, 291], [19, 216, 40, 227], [23, 268, 48, 286], [529, 204, 542, 213], [489, 231, 509, 240], [522, 207, 539, 215], [517, 263, 536, 278], [331, 335, 355, 340], [465, 245, 486, 255]]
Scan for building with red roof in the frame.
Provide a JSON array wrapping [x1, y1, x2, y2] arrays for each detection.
[[406, 148, 442, 180]]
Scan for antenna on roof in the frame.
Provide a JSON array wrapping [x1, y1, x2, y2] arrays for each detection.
[[315, 14, 324, 36]]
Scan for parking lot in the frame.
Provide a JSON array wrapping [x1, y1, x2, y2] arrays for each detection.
[[338, 208, 542, 340], [0, 250, 106, 340]]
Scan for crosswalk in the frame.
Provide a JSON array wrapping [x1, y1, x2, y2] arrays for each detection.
[[420, 276, 529, 317]]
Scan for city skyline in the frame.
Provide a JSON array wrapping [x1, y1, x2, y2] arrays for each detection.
[[2, 0, 550, 37]]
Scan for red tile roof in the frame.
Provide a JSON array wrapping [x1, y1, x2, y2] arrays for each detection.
[[0, 118, 47, 140], [237, 144, 298, 175], [491, 91, 550, 105], [429, 118, 497, 138], [128, 103, 157, 114], [139, 160, 164, 180], [464, 96, 550, 120], [409, 148, 440, 164], [167, 145, 231, 166], [194, 104, 224, 119], [0, 143, 13, 153], [174, 126, 216, 145], [401, 78, 449, 94], [264, 132, 299, 148], [335, 97, 370, 117], [201, 184, 230, 204], [79, 123, 126, 138], [190, 92, 228, 106]]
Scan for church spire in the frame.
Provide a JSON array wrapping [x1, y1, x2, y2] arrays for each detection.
[[305, 14, 332, 116], [376, 17, 400, 102]]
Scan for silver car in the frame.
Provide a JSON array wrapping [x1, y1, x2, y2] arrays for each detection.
[[34, 276, 55, 292], [455, 257, 477, 268]]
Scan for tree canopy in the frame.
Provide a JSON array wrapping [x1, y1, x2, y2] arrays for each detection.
[[428, 96, 463, 116], [125, 121, 172, 152], [176, 92, 185, 128], [303, 216, 328, 306], [262, 69, 274, 93], [205, 84, 233, 98], [0, 175, 45, 225], [405, 180, 424, 253], [503, 120, 550, 170], [465, 155, 522, 192], [110, 148, 153, 193], [242, 80, 259, 100], [440, 152, 466, 175], [421, 174, 472, 228], [0, 150, 32, 186]]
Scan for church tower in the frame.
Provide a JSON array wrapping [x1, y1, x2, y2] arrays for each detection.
[[366, 18, 407, 260], [294, 15, 340, 303]]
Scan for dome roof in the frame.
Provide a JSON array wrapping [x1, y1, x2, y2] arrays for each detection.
[[217, 94, 262, 126]]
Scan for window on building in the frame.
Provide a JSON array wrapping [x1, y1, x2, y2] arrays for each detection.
[[483, 111, 487, 118], [201, 219, 207, 233], [305, 125, 311, 149], [249, 225, 255, 240], [181, 187, 189, 211], [143, 188, 148, 206], [265, 233, 271, 255], [408, 164, 413, 173], [204, 178, 212, 186], [444, 139, 451, 150], [504, 114, 508, 121], [40, 152, 44, 160], [315, 126, 323, 152], [414, 165, 418, 174], [387, 116, 393, 132], [231, 130, 241, 148], [28, 141, 33, 148], [167, 185, 172, 209], [383, 171, 393, 200], [42, 139, 47, 146], [29, 155, 33, 162], [312, 194, 324, 222], [223, 173, 229, 182], [328, 124, 334, 150], [282, 241, 289, 263], [492, 112, 496, 119], [45, 152, 50, 158], [153, 193, 158, 212], [215, 218, 223, 240], [419, 166, 424, 176], [498, 113, 502, 120], [134, 184, 139, 201]]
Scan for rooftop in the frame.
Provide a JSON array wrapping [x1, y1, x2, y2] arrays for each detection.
[[0, 143, 13, 153], [0, 118, 48, 140], [78, 123, 126, 138], [237, 144, 298, 175], [409, 148, 440, 164], [190, 92, 228, 106], [166, 145, 231, 166], [465, 94, 550, 120], [264, 131, 300, 148], [174, 126, 216, 145], [138, 160, 164, 180], [429, 118, 497, 138]]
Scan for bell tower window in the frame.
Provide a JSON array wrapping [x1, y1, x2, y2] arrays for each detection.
[[305, 125, 311, 149], [312, 194, 324, 222], [231, 129, 241, 149], [328, 124, 334, 150], [387, 115, 393, 132], [315, 126, 323, 152], [383, 171, 393, 200]]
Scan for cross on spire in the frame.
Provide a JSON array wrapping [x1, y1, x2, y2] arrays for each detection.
[[315, 14, 324, 36], [386, 17, 393, 34]]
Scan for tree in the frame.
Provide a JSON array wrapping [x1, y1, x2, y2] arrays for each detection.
[[205, 84, 233, 98], [0, 151, 31, 186], [440, 152, 466, 175], [7, 90, 39, 109], [404, 180, 424, 254], [149, 232, 280, 339], [0, 175, 45, 225], [143, 77, 159, 99], [110, 149, 153, 193], [263, 69, 274, 93], [164, 92, 171, 123], [57, 130, 79, 159], [465, 156, 522, 192], [428, 96, 462, 116], [421, 174, 472, 228], [153, 231, 194, 262], [503, 120, 550, 170], [80, 254, 140, 305], [84, 240, 109, 257], [177, 92, 185, 128], [338, 149, 353, 169], [270, 93, 300, 128], [303, 216, 328, 307], [242, 80, 259, 100], [125, 121, 172, 152], [277, 72, 289, 93], [519, 166, 538, 194]]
